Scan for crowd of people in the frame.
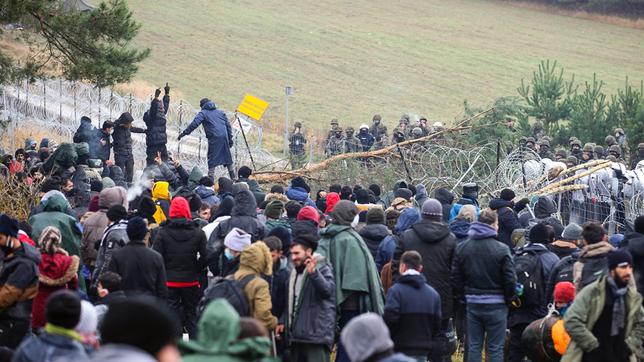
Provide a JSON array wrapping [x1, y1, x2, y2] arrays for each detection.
[[0, 100, 643, 362]]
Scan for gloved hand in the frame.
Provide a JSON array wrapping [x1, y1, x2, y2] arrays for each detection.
[[164, 83, 170, 95], [177, 133, 184, 141], [154, 88, 161, 98]]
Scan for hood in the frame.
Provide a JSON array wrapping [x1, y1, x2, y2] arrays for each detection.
[[415, 184, 428, 200], [399, 273, 426, 289], [286, 187, 309, 202], [450, 219, 470, 239], [394, 207, 420, 234], [202, 101, 217, 111], [43, 193, 71, 213], [195, 185, 216, 199], [320, 223, 353, 239], [580, 241, 614, 259], [535, 196, 557, 218], [169, 197, 192, 219], [393, 179, 408, 191], [152, 181, 170, 201], [434, 188, 454, 205], [218, 177, 233, 196], [99, 186, 128, 209], [188, 167, 204, 185], [410, 220, 451, 243], [359, 224, 390, 241], [212, 196, 234, 219], [468, 221, 497, 240], [489, 198, 513, 210], [39, 253, 78, 284], [326, 192, 340, 212], [184, 299, 239, 353], [232, 190, 257, 217], [239, 241, 272, 275]]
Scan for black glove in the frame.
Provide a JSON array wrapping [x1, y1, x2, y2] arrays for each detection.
[[177, 133, 184, 141], [154, 88, 161, 98], [164, 83, 170, 95]]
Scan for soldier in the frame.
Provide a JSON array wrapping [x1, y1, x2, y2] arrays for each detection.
[[369, 114, 388, 150], [581, 143, 594, 162], [554, 149, 568, 162], [631, 143, 644, 170], [538, 139, 555, 160], [357, 124, 375, 152], [525, 137, 536, 151], [608, 144, 624, 163], [325, 127, 344, 157], [570, 139, 583, 160], [392, 120, 408, 144], [518, 136, 527, 149], [614, 127, 630, 161], [533, 121, 544, 140], [564, 155, 578, 169], [325, 119, 340, 144], [593, 145, 605, 160], [418, 117, 430, 136], [605, 135, 617, 149], [289, 122, 307, 169], [344, 127, 361, 153]]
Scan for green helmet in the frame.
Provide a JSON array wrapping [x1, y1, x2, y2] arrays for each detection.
[[605, 135, 616, 146], [372, 114, 382, 122], [539, 139, 550, 147], [568, 136, 578, 145], [594, 145, 604, 156], [609, 144, 621, 156], [555, 149, 567, 159], [294, 121, 302, 129], [583, 143, 594, 153], [526, 137, 536, 145], [412, 127, 423, 136], [571, 139, 582, 148], [638, 143, 644, 150], [330, 118, 339, 126], [345, 126, 354, 134], [614, 128, 624, 135], [566, 156, 578, 166]]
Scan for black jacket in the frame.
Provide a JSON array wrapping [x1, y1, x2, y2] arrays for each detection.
[[434, 188, 454, 223], [384, 273, 442, 356], [144, 95, 169, 146], [395, 219, 456, 320], [263, 257, 291, 320], [73, 118, 95, 144], [489, 198, 521, 249], [620, 231, 644, 294], [153, 218, 208, 283], [0, 244, 40, 320], [94, 129, 111, 161], [108, 240, 168, 300], [358, 223, 391, 260], [112, 118, 145, 160]]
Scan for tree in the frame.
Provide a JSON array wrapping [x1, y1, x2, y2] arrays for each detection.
[[614, 79, 644, 154], [0, 0, 149, 87], [566, 74, 612, 144]]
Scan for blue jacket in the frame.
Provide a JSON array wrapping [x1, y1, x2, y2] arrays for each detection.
[[286, 187, 316, 207], [181, 101, 233, 168], [375, 208, 419, 271], [449, 195, 480, 222], [384, 273, 442, 356], [13, 331, 89, 362], [194, 185, 220, 207]]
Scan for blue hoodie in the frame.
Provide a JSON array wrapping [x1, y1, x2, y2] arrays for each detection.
[[286, 187, 316, 207], [375, 208, 420, 271]]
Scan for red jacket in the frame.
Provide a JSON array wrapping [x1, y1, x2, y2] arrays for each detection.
[[32, 251, 79, 329]]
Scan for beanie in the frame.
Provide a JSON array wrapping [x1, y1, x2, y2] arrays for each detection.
[[126, 216, 148, 241], [529, 223, 550, 244], [264, 200, 284, 220], [421, 198, 443, 219], [199, 98, 211, 108], [341, 313, 395, 362], [238, 166, 252, 179], [169, 197, 192, 219], [553, 282, 575, 304], [291, 176, 310, 193], [102, 177, 115, 189], [0, 214, 19, 238], [296, 206, 320, 226], [46, 290, 81, 329], [607, 249, 633, 270], [224, 227, 252, 252], [90, 179, 104, 193], [199, 176, 214, 187], [366, 207, 385, 225], [355, 189, 370, 204], [562, 223, 583, 241], [293, 234, 319, 252], [107, 205, 128, 222], [76, 300, 98, 334], [394, 188, 413, 201], [368, 184, 381, 197], [188, 194, 202, 213], [331, 200, 358, 226], [500, 188, 516, 202], [270, 185, 284, 194]]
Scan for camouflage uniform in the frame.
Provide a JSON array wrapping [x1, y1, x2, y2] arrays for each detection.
[[570, 139, 583, 161], [554, 149, 567, 161], [538, 139, 555, 160], [593, 145, 605, 160], [289, 122, 307, 169], [344, 127, 361, 153], [325, 128, 344, 157], [631, 143, 644, 169], [370, 115, 389, 150], [614, 128, 630, 164], [325, 119, 340, 146], [608, 144, 624, 164]]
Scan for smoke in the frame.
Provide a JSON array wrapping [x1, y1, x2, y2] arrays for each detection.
[[127, 169, 153, 202]]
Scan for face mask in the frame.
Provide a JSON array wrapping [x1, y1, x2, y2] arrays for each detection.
[[224, 248, 234, 261]]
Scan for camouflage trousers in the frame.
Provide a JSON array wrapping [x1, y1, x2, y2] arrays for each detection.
[[290, 152, 306, 170]]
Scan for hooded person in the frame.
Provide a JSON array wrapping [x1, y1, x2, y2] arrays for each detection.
[[217, 177, 234, 200], [151, 181, 171, 224], [414, 184, 430, 211], [79, 186, 128, 271], [379, 180, 409, 209], [286, 176, 316, 207], [73, 116, 96, 144], [31, 227, 80, 330], [233, 241, 278, 331], [194, 176, 220, 208], [340, 313, 415, 362], [29, 192, 83, 260], [489, 188, 521, 249], [359, 207, 391, 260], [152, 197, 208, 339], [143, 85, 170, 166], [179, 299, 272, 362], [325, 192, 341, 214], [375, 207, 420, 272], [178, 97, 235, 179], [318, 200, 385, 362], [202, 195, 235, 240]]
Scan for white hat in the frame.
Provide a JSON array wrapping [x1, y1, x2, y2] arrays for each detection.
[[359, 124, 369, 130], [224, 227, 252, 252]]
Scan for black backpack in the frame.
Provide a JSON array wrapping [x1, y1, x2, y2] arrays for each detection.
[[514, 248, 545, 308], [552, 254, 577, 286], [198, 274, 255, 318]]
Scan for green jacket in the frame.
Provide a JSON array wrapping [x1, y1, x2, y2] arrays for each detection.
[[318, 224, 385, 315], [562, 276, 644, 362], [29, 194, 82, 258], [180, 299, 276, 362]]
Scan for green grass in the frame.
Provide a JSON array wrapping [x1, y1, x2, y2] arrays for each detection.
[[126, 0, 644, 131]]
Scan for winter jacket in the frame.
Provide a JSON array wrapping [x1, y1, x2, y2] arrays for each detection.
[[233, 242, 278, 330], [32, 251, 79, 329], [562, 276, 644, 362], [359, 223, 391, 260], [449, 195, 480, 222], [151, 181, 171, 224], [73, 117, 96, 144], [318, 224, 385, 315], [90, 344, 157, 362], [395, 220, 456, 321], [13, 330, 88, 362], [573, 241, 614, 292], [449, 219, 471, 243], [179, 299, 273, 362], [489, 198, 521, 249], [263, 256, 291, 320], [379, 180, 409, 209], [0, 243, 40, 321], [144, 95, 169, 146], [451, 222, 516, 304], [80, 187, 128, 267], [376, 235, 398, 272], [286, 254, 336, 348], [181, 101, 233, 168], [194, 185, 220, 207], [92, 220, 129, 289], [286, 187, 316, 207], [384, 273, 442, 356], [29, 194, 82, 259], [112, 118, 145, 161], [153, 211, 208, 284], [620, 231, 644, 294], [94, 129, 111, 161], [547, 240, 579, 260], [108, 240, 168, 300], [238, 177, 266, 206]]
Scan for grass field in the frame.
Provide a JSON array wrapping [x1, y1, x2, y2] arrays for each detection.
[[126, 0, 644, 131]]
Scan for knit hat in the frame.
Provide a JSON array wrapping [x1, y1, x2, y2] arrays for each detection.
[[264, 200, 284, 220], [238, 166, 252, 179], [102, 177, 115, 189], [199, 176, 214, 187], [270, 185, 284, 194], [100, 298, 178, 358], [368, 184, 381, 197], [0, 214, 19, 238], [331, 200, 358, 226], [285, 200, 302, 219], [126, 216, 148, 241], [296, 206, 320, 226], [291, 176, 310, 193], [325, 192, 340, 213], [188, 194, 202, 213], [553, 282, 575, 304], [38, 226, 62, 255], [90, 179, 104, 193], [340, 313, 395, 362], [76, 300, 98, 334], [500, 188, 516, 202], [293, 234, 319, 252], [366, 207, 385, 224], [46, 290, 81, 329], [561, 223, 583, 241], [609, 234, 624, 248], [394, 188, 413, 201], [421, 198, 443, 219], [355, 189, 370, 204], [607, 249, 633, 270], [107, 205, 127, 222], [224, 227, 252, 252], [529, 223, 550, 244]]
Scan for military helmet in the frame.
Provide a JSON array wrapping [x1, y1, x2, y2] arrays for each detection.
[[568, 136, 578, 145], [566, 156, 578, 166], [555, 149, 567, 158], [583, 143, 594, 153], [519, 136, 527, 143], [539, 139, 550, 147], [330, 118, 339, 125], [638, 142, 644, 150], [526, 137, 536, 145], [570, 139, 582, 148], [412, 127, 423, 136], [372, 114, 382, 122], [593, 145, 604, 156], [294, 121, 302, 129], [605, 135, 616, 146], [614, 128, 624, 135], [345, 126, 354, 133], [541, 135, 552, 143], [533, 121, 543, 130], [609, 144, 621, 155]]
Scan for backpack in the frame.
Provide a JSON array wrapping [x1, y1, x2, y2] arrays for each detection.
[[552, 254, 577, 286], [198, 274, 255, 318], [579, 257, 609, 290], [514, 248, 545, 308]]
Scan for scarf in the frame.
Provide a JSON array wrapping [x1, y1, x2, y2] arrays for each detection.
[[45, 323, 82, 342], [607, 276, 628, 337]]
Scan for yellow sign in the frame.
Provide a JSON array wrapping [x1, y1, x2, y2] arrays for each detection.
[[237, 94, 269, 121]]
